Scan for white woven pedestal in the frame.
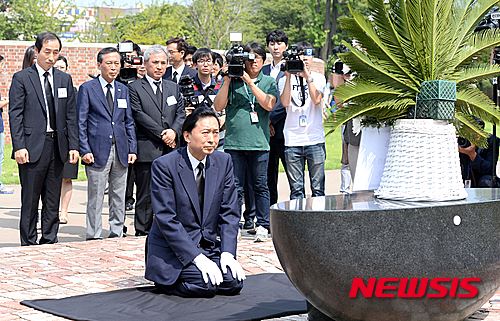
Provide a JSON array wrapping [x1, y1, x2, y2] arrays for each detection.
[[374, 119, 467, 201]]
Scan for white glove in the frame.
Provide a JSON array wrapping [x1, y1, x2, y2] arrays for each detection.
[[220, 252, 246, 282], [193, 253, 223, 285]]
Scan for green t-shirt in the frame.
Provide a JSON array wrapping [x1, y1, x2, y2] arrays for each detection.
[[224, 72, 279, 151]]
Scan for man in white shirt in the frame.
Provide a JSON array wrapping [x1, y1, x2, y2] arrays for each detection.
[[279, 41, 327, 199]]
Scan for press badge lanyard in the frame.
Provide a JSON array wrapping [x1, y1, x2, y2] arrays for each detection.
[[243, 83, 259, 123]]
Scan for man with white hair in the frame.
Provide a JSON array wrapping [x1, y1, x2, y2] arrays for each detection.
[[128, 45, 185, 236]]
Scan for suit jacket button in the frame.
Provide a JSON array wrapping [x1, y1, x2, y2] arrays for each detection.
[[109, 135, 112, 139], [197, 244, 200, 248], [112, 121, 115, 125]]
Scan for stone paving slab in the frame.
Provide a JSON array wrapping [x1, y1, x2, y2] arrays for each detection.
[[0, 236, 496, 321]]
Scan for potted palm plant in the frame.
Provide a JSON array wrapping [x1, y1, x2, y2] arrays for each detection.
[[331, 0, 500, 201]]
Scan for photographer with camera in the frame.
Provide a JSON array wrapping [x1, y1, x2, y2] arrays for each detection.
[[279, 41, 327, 199], [128, 45, 185, 236], [458, 118, 500, 188], [163, 37, 197, 84], [214, 42, 278, 242]]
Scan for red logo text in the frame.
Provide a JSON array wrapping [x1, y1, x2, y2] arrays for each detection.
[[349, 277, 481, 299]]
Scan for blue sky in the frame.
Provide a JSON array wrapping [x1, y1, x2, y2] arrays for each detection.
[[75, 0, 176, 8]]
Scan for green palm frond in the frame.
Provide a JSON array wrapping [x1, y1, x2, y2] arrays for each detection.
[[328, 97, 414, 130], [454, 112, 490, 148], [359, 0, 421, 86], [338, 44, 415, 91], [451, 0, 500, 57], [334, 79, 406, 103], [339, 15, 418, 88], [453, 28, 500, 68], [454, 64, 500, 84], [456, 86, 500, 124], [389, 0, 423, 80]]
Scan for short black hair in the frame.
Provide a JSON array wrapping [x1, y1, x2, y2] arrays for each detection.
[[35, 32, 62, 51], [185, 45, 197, 57], [166, 37, 188, 54], [182, 107, 220, 133], [243, 42, 266, 61], [57, 55, 68, 68], [213, 52, 223, 68], [97, 47, 119, 63], [192, 48, 213, 64], [266, 30, 288, 46], [295, 41, 313, 52]]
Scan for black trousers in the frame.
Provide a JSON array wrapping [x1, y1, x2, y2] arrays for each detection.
[[243, 169, 255, 223], [125, 164, 135, 204], [134, 162, 154, 235], [18, 135, 63, 246], [154, 249, 243, 298], [267, 136, 286, 206]]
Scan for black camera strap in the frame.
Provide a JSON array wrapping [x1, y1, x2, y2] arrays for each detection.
[[298, 76, 306, 107], [199, 84, 216, 107]]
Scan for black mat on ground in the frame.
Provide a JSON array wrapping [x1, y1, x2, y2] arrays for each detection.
[[21, 273, 307, 321]]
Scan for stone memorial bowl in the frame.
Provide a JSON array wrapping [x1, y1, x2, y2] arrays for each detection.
[[270, 190, 500, 321]]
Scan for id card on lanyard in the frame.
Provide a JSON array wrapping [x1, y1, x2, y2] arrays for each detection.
[[244, 83, 259, 124]]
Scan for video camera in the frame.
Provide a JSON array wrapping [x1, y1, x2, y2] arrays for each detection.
[[224, 32, 255, 78], [280, 45, 306, 74], [178, 75, 199, 108], [117, 42, 143, 84]]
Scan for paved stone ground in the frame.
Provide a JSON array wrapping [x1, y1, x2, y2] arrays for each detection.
[[0, 235, 497, 320], [0, 170, 498, 320]]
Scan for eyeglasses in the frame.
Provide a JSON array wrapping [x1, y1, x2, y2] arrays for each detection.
[[167, 50, 179, 55], [196, 59, 213, 65]]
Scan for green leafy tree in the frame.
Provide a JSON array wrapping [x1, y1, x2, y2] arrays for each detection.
[[186, 0, 256, 49], [108, 3, 190, 45], [0, 0, 75, 40]]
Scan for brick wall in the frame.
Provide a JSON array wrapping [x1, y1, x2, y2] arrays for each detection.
[[0, 40, 325, 144]]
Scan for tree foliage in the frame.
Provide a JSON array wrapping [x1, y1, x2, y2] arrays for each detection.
[[187, 0, 256, 49], [0, 0, 74, 40], [109, 3, 190, 45]]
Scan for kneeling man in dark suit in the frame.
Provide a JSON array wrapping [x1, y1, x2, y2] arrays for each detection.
[[145, 107, 245, 298]]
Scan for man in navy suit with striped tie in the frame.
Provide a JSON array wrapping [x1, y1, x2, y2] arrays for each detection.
[[77, 47, 137, 240]]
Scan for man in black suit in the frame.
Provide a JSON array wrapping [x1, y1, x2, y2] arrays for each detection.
[[9, 32, 79, 246], [163, 37, 197, 84], [129, 45, 185, 236]]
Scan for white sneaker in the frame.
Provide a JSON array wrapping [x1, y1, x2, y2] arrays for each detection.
[[254, 226, 269, 242]]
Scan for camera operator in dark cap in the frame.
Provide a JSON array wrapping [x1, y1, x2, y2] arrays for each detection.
[[458, 118, 500, 187]]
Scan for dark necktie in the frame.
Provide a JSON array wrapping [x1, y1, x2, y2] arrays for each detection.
[[196, 162, 205, 212], [154, 81, 162, 106], [105, 83, 114, 115], [43, 72, 56, 131], [172, 71, 178, 83]]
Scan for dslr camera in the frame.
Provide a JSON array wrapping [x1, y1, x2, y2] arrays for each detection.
[[280, 45, 306, 74], [117, 42, 143, 83]]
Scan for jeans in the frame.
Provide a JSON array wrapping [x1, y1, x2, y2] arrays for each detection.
[[284, 143, 326, 199], [226, 150, 270, 229]]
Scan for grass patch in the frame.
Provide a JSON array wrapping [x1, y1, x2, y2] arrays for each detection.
[[1, 143, 87, 185]]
